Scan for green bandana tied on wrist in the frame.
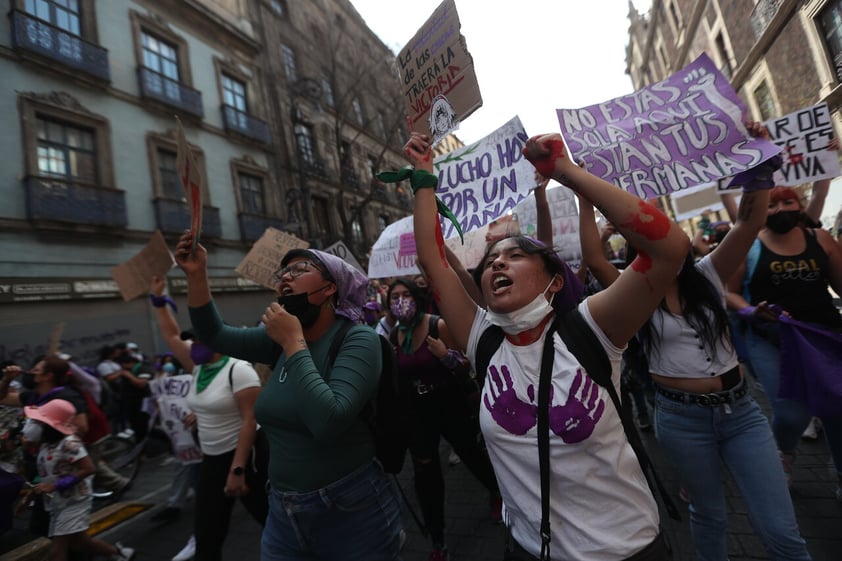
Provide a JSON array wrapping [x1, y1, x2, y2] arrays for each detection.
[[376, 165, 464, 243]]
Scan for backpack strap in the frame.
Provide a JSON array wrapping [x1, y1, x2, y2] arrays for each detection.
[[536, 320, 555, 561], [427, 314, 440, 339], [227, 360, 237, 392], [475, 325, 505, 388], [327, 321, 356, 370], [554, 310, 681, 521]]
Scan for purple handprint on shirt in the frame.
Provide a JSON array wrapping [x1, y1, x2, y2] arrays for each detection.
[[548, 369, 605, 443], [484, 364, 537, 436]]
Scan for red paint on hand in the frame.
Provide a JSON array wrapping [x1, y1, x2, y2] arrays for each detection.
[[622, 201, 671, 241], [523, 138, 566, 178]]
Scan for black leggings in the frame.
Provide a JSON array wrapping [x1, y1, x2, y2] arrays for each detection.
[[194, 447, 269, 561], [410, 384, 499, 546]]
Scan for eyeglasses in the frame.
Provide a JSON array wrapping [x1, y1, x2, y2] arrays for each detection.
[[272, 261, 321, 284]]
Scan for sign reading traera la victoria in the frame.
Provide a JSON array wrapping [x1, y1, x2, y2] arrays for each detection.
[[398, 0, 482, 146]]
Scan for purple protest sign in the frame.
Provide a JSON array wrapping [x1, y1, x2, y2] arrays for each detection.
[[557, 53, 781, 200], [399, 232, 417, 257]]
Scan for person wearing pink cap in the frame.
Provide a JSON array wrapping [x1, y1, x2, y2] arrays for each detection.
[[23, 399, 134, 561]]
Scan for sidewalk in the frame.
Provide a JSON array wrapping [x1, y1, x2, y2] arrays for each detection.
[[3, 380, 840, 560]]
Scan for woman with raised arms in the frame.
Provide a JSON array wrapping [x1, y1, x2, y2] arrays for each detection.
[[406, 131, 690, 561]]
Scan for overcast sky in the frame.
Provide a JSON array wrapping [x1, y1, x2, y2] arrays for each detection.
[[350, 0, 653, 144]]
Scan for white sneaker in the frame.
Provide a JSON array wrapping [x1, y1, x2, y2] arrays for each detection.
[[802, 417, 820, 440], [172, 535, 196, 561], [112, 542, 135, 561]]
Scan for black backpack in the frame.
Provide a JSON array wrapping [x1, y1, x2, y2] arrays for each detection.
[[475, 309, 680, 558], [328, 322, 414, 474]]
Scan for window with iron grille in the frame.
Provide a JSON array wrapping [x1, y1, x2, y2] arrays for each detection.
[[239, 172, 266, 215], [142, 31, 180, 99], [321, 76, 334, 108], [818, 0, 842, 81], [753, 80, 775, 121], [36, 116, 96, 183], [352, 98, 364, 126], [294, 124, 317, 166], [157, 148, 183, 200], [378, 214, 389, 233], [26, 0, 81, 35], [281, 44, 297, 81]]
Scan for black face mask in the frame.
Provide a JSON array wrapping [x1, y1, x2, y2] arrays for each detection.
[[20, 372, 36, 390], [277, 286, 330, 329], [766, 210, 801, 234]]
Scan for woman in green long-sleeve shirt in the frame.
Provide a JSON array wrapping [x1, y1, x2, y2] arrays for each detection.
[[175, 235, 403, 561]]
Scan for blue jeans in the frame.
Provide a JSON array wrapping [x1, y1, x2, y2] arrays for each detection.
[[261, 459, 403, 561], [654, 390, 811, 561], [747, 328, 842, 475]]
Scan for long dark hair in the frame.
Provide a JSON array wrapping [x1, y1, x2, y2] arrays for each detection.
[[638, 253, 732, 361]]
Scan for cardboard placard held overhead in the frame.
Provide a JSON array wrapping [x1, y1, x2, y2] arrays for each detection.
[[235, 228, 310, 290], [111, 230, 176, 301], [398, 0, 482, 146], [175, 117, 204, 249]]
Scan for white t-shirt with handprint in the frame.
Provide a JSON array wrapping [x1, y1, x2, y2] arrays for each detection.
[[467, 299, 659, 561]]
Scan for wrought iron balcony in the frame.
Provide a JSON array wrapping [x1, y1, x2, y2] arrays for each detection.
[[300, 159, 327, 179], [153, 198, 221, 238], [24, 176, 126, 227], [341, 166, 360, 190], [10, 9, 110, 82], [238, 213, 286, 242], [222, 105, 270, 144], [138, 66, 204, 118], [373, 184, 389, 203]]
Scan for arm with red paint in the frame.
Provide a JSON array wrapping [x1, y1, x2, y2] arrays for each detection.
[[407, 132, 479, 351], [523, 133, 690, 347]]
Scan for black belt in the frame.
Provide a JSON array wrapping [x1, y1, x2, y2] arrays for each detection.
[[656, 378, 747, 406]]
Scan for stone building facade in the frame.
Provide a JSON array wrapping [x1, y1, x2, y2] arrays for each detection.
[[625, 0, 842, 222]]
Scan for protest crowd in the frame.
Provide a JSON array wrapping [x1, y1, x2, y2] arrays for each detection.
[[3, 11, 842, 561]]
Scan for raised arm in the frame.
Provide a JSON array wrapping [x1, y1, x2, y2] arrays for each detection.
[[577, 195, 620, 289], [524, 133, 690, 346], [442, 244, 484, 307], [407, 133, 479, 351], [533, 172, 553, 247], [150, 275, 194, 371]]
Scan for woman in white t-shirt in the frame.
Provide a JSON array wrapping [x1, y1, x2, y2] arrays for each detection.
[[406, 131, 690, 560]]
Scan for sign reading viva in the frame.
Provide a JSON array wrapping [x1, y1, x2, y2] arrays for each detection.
[[398, 0, 482, 145]]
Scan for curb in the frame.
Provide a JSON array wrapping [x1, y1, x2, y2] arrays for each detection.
[[0, 501, 152, 561]]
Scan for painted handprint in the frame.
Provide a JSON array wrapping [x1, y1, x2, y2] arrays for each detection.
[[548, 369, 605, 443], [484, 364, 537, 436]]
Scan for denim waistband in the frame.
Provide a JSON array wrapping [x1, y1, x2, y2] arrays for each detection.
[[656, 377, 748, 407], [269, 458, 381, 506]]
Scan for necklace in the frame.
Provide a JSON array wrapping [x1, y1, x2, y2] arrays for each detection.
[[196, 356, 230, 393]]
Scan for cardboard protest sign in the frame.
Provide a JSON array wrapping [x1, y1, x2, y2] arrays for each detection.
[[513, 186, 582, 268], [150, 375, 202, 464], [433, 116, 534, 239], [323, 241, 364, 274], [398, 0, 482, 145], [766, 103, 841, 186], [175, 118, 204, 249], [235, 227, 309, 289], [110, 230, 176, 301], [557, 53, 781, 200], [368, 216, 419, 279], [444, 224, 490, 271]]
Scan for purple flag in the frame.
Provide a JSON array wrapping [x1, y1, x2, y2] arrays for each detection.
[[557, 53, 781, 200], [778, 315, 842, 419]]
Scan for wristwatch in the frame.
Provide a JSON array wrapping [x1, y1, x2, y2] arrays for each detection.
[[231, 466, 245, 476]]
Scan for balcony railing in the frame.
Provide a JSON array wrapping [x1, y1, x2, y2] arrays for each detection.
[[153, 198, 221, 238], [341, 166, 360, 189], [138, 67, 203, 118], [238, 213, 286, 242], [222, 105, 270, 144], [299, 159, 327, 179], [24, 176, 126, 227], [373, 184, 389, 203], [750, 0, 783, 39], [10, 9, 110, 82]]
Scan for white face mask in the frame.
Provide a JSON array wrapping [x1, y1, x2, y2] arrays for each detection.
[[486, 277, 556, 335], [21, 419, 43, 443]]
